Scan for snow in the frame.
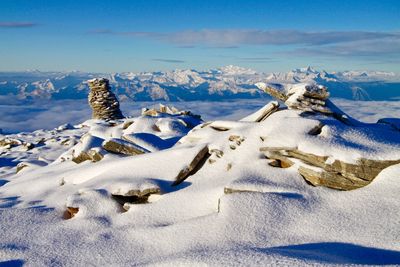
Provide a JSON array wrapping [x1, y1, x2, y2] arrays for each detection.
[[1, 93, 400, 265]]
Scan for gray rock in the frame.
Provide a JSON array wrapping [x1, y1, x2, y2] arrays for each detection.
[[102, 138, 149, 156], [261, 147, 400, 190], [72, 149, 104, 164], [172, 145, 210, 186]]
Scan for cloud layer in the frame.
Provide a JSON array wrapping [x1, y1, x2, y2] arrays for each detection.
[[91, 29, 400, 60], [0, 22, 37, 28], [152, 58, 185, 63], [92, 29, 398, 45], [2, 98, 400, 133]]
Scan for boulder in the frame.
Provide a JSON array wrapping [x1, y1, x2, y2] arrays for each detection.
[[112, 186, 161, 207], [102, 138, 149, 156], [261, 147, 400, 190], [72, 149, 104, 164]]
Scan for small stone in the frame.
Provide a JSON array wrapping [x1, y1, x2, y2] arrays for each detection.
[[226, 163, 232, 171], [64, 207, 79, 219]]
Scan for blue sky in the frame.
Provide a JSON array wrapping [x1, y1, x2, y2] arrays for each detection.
[[0, 0, 399, 72]]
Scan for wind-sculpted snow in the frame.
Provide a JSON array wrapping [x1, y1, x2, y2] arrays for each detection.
[[1, 84, 400, 265]]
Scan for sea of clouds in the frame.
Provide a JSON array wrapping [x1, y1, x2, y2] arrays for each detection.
[[1, 97, 400, 134]]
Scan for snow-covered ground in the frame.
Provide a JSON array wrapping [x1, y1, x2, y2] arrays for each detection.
[[1, 93, 400, 265]]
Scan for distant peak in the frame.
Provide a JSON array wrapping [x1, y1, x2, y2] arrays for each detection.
[[294, 66, 318, 73], [218, 65, 257, 75]]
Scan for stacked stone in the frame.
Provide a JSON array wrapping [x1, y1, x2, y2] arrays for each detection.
[[256, 82, 332, 114], [285, 84, 331, 114], [88, 78, 124, 120]]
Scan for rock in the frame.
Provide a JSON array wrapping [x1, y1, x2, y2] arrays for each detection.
[[64, 207, 79, 219], [88, 78, 124, 120], [122, 133, 172, 152], [112, 186, 161, 206], [226, 163, 232, 171], [228, 135, 245, 146], [208, 121, 243, 131], [224, 187, 254, 194], [141, 108, 159, 117], [240, 101, 280, 122], [16, 163, 28, 173], [210, 125, 231, 131], [102, 138, 149, 156], [298, 165, 369, 190], [72, 149, 104, 164], [71, 134, 105, 164], [23, 142, 35, 151], [256, 82, 357, 126], [141, 104, 200, 118], [122, 121, 134, 130], [255, 83, 288, 102], [210, 149, 224, 158], [261, 147, 400, 190], [208, 158, 216, 164], [172, 145, 210, 186], [56, 123, 74, 131], [0, 138, 22, 148]]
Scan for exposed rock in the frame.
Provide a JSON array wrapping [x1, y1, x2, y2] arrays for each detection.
[[172, 145, 210, 186], [256, 82, 357, 126], [0, 138, 22, 148], [122, 133, 172, 152], [224, 187, 255, 194], [122, 121, 134, 130], [71, 134, 105, 163], [261, 147, 400, 190], [210, 125, 231, 131], [112, 186, 161, 206], [141, 103, 200, 118], [23, 142, 35, 151], [72, 149, 104, 164], [16, 163, 28, 173], [210, 149, 224, 158], [64, 207, 79, 219], [88, 78, 124, 120], [255, 83, 288, 102], [298, 165, 369, 190], [228, 135, 245, 146], [102, 138, 149, 156], [240, 101, 280, 122], [56, 123, 74, 131], [226, 163, 232, 171]]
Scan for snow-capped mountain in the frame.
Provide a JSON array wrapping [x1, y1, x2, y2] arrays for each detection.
[[0, 66, 399, 101]]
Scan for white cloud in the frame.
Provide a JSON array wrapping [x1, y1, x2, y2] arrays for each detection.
[[2, 98, 400, 134]]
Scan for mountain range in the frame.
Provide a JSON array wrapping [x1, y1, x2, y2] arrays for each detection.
[[1, 65, 399, 102]]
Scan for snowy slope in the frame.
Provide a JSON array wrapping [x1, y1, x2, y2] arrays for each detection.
[[1, 91, 400, 265]]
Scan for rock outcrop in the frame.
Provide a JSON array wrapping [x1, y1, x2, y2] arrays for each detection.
[[256, 82, 356, 125], [255, 82, 400, 190], [88, 78, 124, 120]]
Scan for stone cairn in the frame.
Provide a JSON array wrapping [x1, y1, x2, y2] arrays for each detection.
[[88, 78, 124, 120]]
